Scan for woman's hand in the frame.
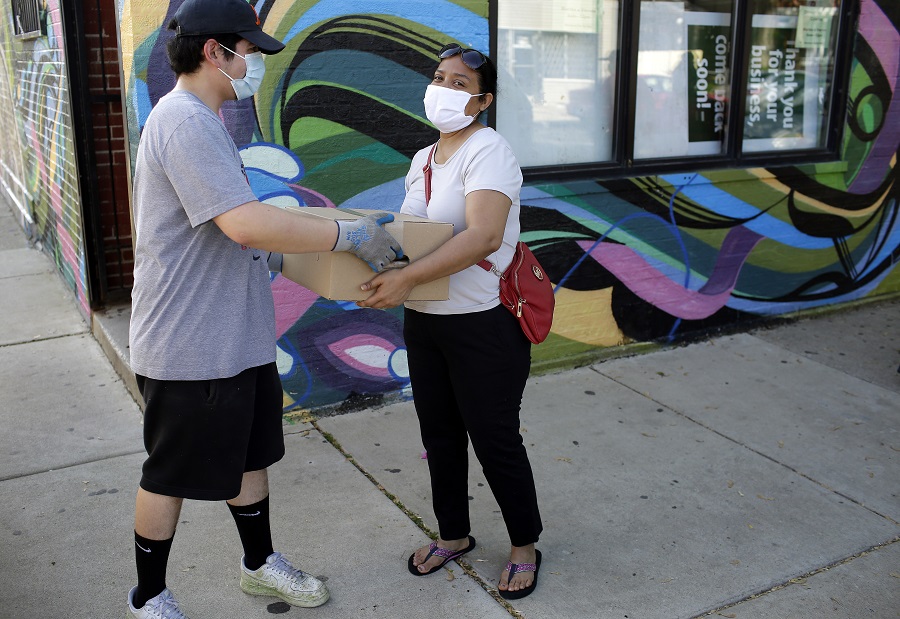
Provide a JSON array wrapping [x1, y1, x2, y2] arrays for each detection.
[[356, 268, 417, 309], [355, 188, 512, 310]]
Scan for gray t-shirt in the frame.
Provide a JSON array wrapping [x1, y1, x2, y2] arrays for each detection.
[[129, 90, 275, 380]]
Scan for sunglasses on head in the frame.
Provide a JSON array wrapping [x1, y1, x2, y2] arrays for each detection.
[[439, 43, 487, 70]]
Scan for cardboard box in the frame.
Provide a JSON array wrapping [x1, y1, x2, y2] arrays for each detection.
[[281, 207, 453, 301]]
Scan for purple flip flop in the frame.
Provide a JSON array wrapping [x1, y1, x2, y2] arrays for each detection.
[[499, 549, 542, 600], [407, 535, 477, 576]]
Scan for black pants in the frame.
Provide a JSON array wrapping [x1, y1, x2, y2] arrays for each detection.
[[404, 305, 542, 547]]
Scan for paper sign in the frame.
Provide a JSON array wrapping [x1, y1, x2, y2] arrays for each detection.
[[687, 20, 731, 145], [745, 17, 806, 140], [796, 6, 837, 49]]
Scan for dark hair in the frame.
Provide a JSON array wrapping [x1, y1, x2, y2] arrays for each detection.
[[436, 46, 498, 102], [165, 19, 241, 76], [472, 54, 498, 101]]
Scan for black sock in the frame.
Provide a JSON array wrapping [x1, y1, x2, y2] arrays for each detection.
[[228, 495, 274, 571], [133, 531, 174, 609]]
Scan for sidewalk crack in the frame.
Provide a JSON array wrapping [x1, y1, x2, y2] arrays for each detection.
[[0, 449, 145, 482], [308, 418, 526, 618], [691, 537, 900, 618]]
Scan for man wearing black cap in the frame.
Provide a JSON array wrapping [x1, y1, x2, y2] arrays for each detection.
[[126, 1, 402, 617]]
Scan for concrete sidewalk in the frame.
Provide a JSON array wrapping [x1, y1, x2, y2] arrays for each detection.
[[1, 198, 898, 618]]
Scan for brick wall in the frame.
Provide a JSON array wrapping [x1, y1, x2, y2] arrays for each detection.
[[84, 0, 133, 294]]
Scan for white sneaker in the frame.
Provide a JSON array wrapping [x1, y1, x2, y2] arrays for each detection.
[[126, 586, 188, 618], [240, 551, 330, 607]]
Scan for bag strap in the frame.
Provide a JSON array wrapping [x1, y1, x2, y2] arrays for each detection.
[[479, 241, 522, 277], [423, 142, 437, 206], [478, 258, 501, 275]]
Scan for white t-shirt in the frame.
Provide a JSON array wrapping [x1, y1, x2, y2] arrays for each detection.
[[402, 128, 523, 315]]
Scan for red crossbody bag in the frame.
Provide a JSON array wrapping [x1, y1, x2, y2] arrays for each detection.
[[423, 143, 555, 344]]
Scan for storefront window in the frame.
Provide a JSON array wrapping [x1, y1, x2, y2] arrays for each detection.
[[496, 0, 620, 167], [634, 1, 734, 159], [742, 0, 841, 153], [496, 0, 849, 175]]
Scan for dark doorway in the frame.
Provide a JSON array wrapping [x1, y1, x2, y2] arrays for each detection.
[[63, 0, 132, 307]]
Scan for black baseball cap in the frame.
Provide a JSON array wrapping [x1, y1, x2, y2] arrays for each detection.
[[172, 0, 285, 55]]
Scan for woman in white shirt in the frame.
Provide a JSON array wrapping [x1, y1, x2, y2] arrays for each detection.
[[358, 44, 542, 599]]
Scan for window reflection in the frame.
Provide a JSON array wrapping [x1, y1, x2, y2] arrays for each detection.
[[497, 0, 845, 170], [634, 1, 734, 159], [497, 1, 620, 167]]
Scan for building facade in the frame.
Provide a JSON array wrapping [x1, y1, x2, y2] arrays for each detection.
[[2, 0, 898, 412]]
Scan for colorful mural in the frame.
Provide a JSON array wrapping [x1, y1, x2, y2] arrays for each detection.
[[120, 0, 900, 412], [0, 0, 89, 315]]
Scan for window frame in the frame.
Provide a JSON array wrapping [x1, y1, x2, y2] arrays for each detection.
[[491, 0, 860, 183]]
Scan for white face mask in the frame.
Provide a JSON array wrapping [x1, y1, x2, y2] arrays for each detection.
[[423, 84, 484, 133], [217, 44, 265, 100]]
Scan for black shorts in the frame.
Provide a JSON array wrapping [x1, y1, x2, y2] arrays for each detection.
[[136, 362, 285, 501]]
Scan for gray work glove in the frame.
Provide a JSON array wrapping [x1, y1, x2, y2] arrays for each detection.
[[332, 212, 404, 272]]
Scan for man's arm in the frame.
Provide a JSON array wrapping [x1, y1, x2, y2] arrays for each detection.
[[214, 201, 403, 271], [213, 200, 338, 254]]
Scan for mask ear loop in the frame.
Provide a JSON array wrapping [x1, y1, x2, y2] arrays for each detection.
[[471, 94, 489, 123], [210, 42, 237, 77]]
